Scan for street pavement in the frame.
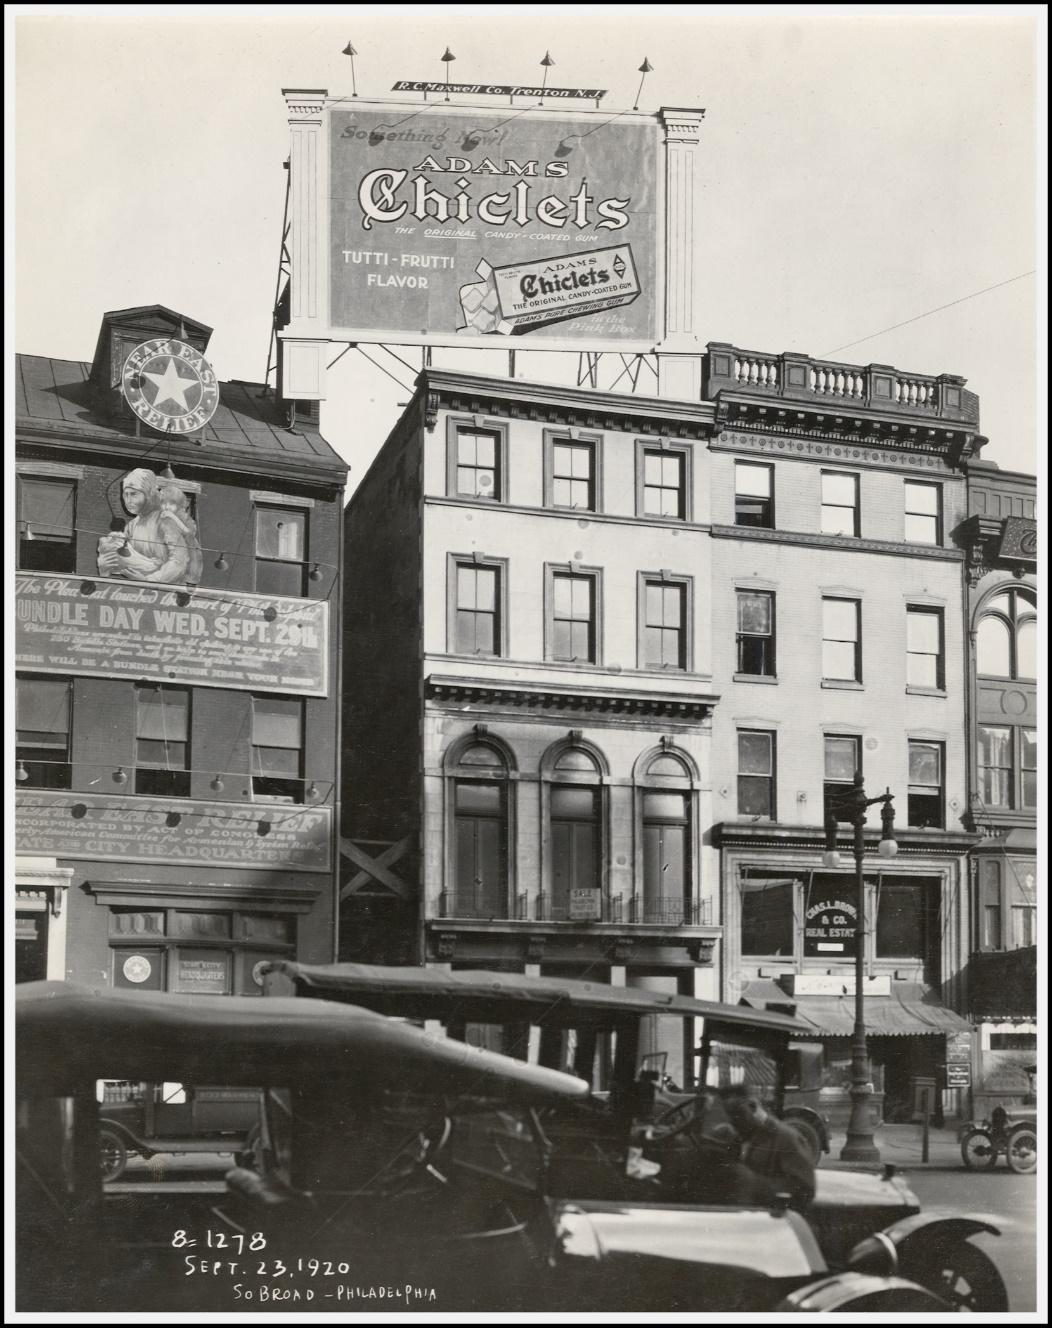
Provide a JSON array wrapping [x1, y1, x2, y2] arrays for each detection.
[[821, 1121, 967, 1170], [821, 1123, 1039, 1315]]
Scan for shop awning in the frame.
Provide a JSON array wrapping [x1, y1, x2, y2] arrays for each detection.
[[740, 980, 972, 1037]]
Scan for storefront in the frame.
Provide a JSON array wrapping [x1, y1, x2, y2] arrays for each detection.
[[718, 824, 977, 1123]]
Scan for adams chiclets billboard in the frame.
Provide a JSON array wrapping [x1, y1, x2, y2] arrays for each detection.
[[328, 104, 660, 347]]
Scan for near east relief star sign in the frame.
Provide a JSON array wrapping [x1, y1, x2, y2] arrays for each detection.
[[122, 338, 220, 433]]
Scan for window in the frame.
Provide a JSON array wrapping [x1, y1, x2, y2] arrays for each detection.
[[549, 569, 598, 664], [453, 560, 502, 656], [737, 731, 775, 819], [451, 745, 509, 920], [642, 578, 687, 670], [976, 588, 1036, 680], [549, 748, 603, 919], [18, 476, 77, 573], [16, 676, 71, 789], [824, 735, 860, 820], [907, 741, 944, 828], [638, 445, 689, 520], [110, 908, 294, 996], [821, 471, 859, 536], [978, 726, 1012, 808], [642, 791, 690, 923], [251, 696, 304, 802], [979, 858, 1002, 950], [255, 505, 306, 597], [822, 597, 861, 681], [906, 607, 944, 689], [1011, 907, 1036, 949], [989, 1032, 1037, 1051], [904, 481, 941, 544], [741, 877, 794, 956], [546, 435, 597, 511], [875, 879, 937, 962], [453, 425, 502, 501], [1021, 730, 1037, 809], [638, 751, 694, 925], [736, 590, 775, 676], [135, 685, 190, 797], [734, 462, 774, 528]]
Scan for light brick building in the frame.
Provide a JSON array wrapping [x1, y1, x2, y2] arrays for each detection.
[[343, 345, 990, 1109], [704, 343, 982, 1123]]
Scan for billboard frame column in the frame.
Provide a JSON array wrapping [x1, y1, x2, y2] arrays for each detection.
[[657, 107, 706, 401], [282, 88, 330, 401]]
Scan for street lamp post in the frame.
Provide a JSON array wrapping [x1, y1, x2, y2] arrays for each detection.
[[823, 773, 898, 1164]]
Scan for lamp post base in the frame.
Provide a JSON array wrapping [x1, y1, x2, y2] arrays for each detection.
[[839, 1084, 882, 1164]]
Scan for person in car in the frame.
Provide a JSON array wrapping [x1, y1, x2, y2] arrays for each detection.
[[716, 1083, 816, 1210]]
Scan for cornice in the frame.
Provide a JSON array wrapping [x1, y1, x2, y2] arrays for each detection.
[[417, 370, 716, 438], [710, 523, 964, 562], [425, 674, 717, 720], [712, 423, 966, 472], [714, 821, 980, 853], [426, 917, 720, 965], [16, 420, 347, 489], [713, 392, 983, 463]]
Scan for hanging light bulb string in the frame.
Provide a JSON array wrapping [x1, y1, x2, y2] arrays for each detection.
[[15, 759, 335, 803]]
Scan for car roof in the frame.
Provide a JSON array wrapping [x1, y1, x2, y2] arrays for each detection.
[[264, 963, 813, 1038], [15, 981, 590, 1104]]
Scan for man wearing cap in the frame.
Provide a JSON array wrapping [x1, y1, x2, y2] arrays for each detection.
[[717, 1083, 816, 1210]]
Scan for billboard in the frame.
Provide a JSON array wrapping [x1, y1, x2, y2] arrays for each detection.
[[16, 573, 329, 696], [16, 790, 332, 872], [328, 105, 660, 347]]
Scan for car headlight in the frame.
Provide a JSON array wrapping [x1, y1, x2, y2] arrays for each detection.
[[847, 1231, 898, 1277]]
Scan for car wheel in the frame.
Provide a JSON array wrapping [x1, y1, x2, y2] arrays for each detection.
[[100, 1129, 128, 1182], [783, 1117, 822, 1166], [1005, 1128, 1037, 1174], [960, 1129, 999, 1169], [901, 1240, 1009, 1312]]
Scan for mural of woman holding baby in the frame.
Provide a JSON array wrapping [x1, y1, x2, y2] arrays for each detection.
[[97, 467, 202, 585]]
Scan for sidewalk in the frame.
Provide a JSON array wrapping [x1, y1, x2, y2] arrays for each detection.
[[820, 1122, 963, 1171]]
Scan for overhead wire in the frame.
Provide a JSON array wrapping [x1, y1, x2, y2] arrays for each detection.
[[821, 270, 1036, 359]]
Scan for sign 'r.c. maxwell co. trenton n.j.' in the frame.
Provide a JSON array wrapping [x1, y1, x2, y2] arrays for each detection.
[[326, 103, 660, 348]]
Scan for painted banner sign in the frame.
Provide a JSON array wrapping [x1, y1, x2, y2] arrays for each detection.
[[329, 104, 659, 345], [15, 573, 328, 696], [392, 81, 607, 100], [16, 790, 332, 872]]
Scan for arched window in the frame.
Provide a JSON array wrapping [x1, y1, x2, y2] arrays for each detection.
[[447, 741, 511, 919], [977, 588, 1037, 680], [544, 742, 606, 921], [636, 750, 697, 925]]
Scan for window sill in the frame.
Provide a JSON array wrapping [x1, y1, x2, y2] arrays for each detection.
[[821, 679, 864, 690], [733, 672, 778, 685], [905, 686, 947, 697]]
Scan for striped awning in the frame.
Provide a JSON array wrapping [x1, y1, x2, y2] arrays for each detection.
[[740, 980, 972, 1037]]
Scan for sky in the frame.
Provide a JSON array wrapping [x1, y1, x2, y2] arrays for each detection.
[[12, 5, 1043, 493]]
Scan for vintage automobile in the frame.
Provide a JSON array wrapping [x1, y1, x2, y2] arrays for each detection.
[[262, 961, 1007, 1309], [16, 979, 998, 1313], [960, 1064, 1038, 1174], [97, 1079, 261, 1180]]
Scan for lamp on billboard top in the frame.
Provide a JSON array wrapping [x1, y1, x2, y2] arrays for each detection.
[[328, 104, 660, 347]]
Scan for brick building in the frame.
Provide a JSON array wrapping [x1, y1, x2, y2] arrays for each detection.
[[342, 369, 722, 1086], [958, 459, 1037, 1112], [342, 346, 993, 1105], [15, 305, 346, 994], [702, 342, 982, 1123]]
